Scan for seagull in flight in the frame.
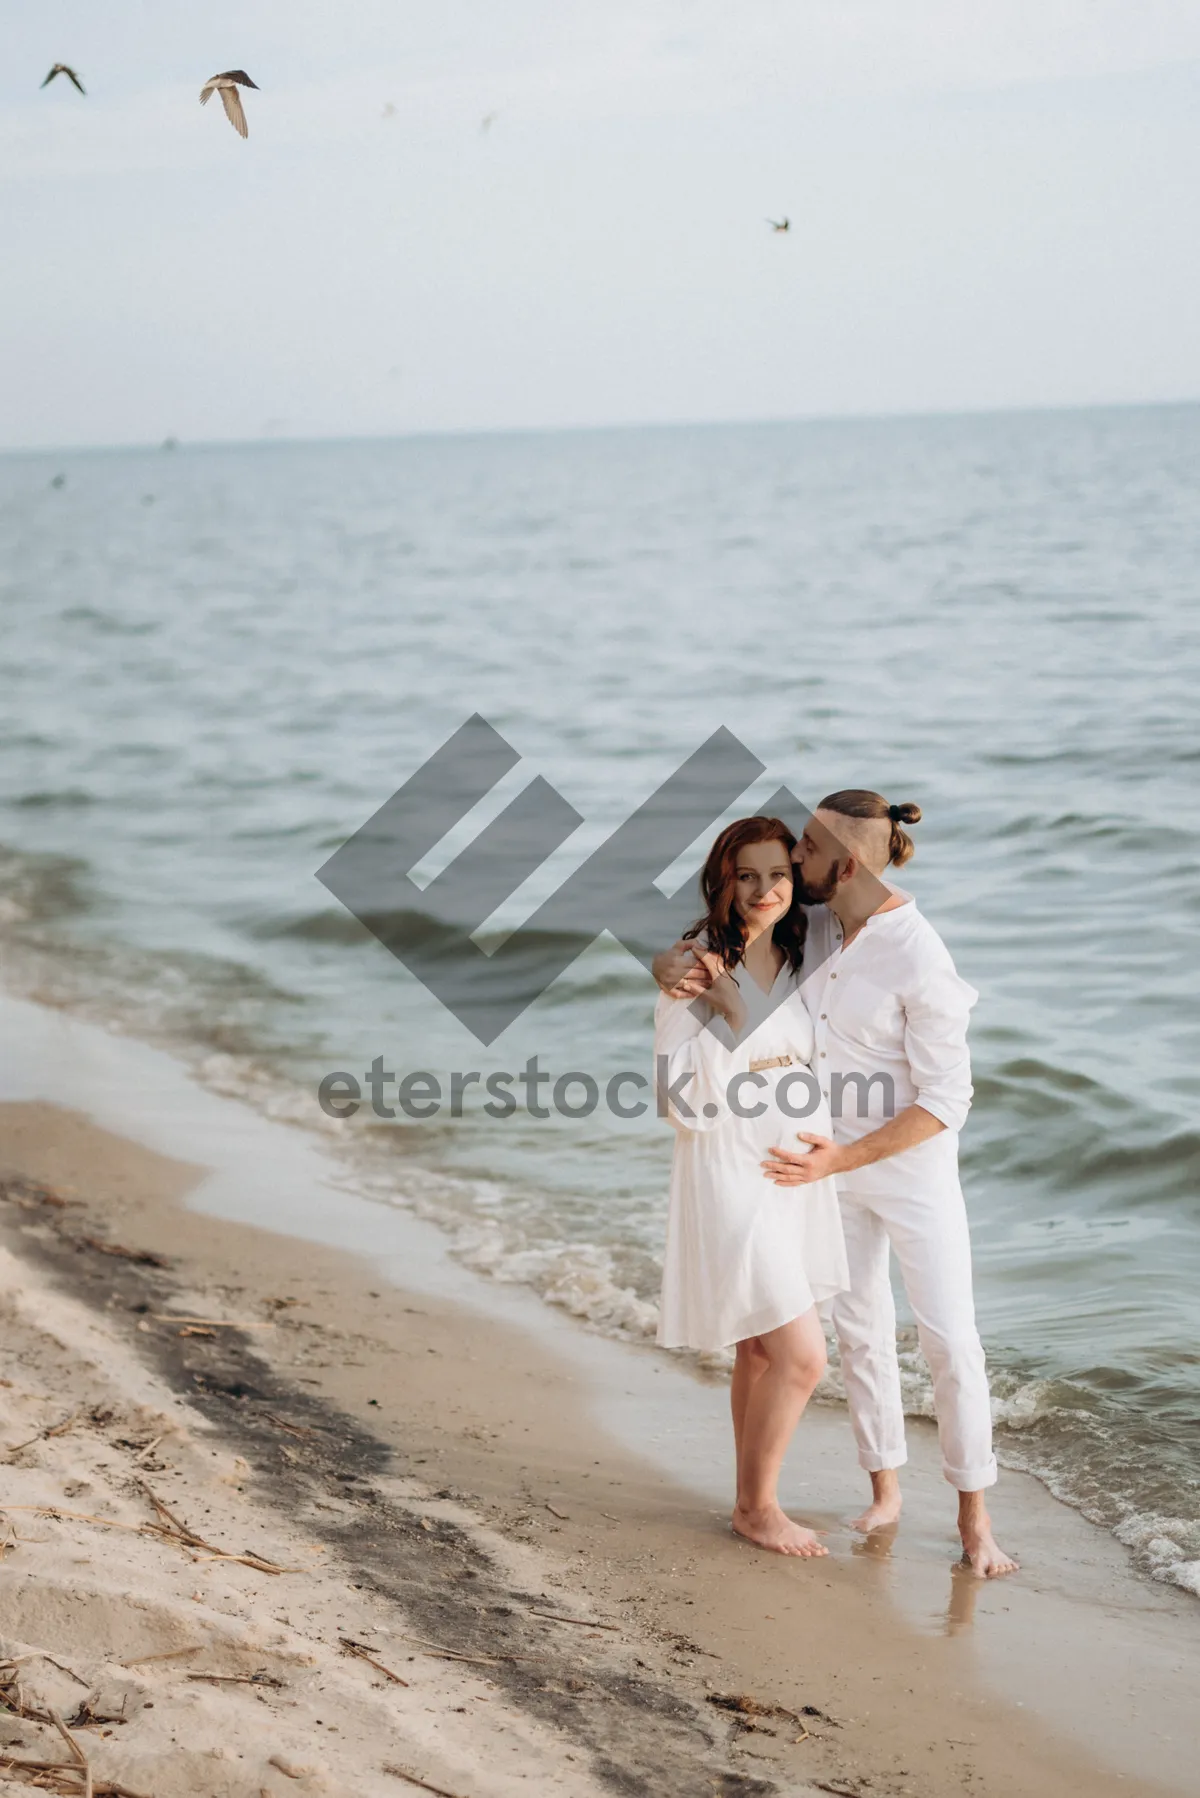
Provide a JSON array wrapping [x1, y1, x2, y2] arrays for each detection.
[[42, 64, 86, 95], [766, 217, 790, 233], [200, 70, 259, 139]]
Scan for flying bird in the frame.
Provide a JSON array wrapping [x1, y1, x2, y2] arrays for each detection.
[[382, 102, 397, 120], [200, 69, 259, 139], [42, 64, 86, 95], [767, 217, 790, 233], [480, 111, 499, 133]]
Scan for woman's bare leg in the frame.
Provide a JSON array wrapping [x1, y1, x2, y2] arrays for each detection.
[[731, 1337, 769, 1491], [732, 1309, 828, 1557]]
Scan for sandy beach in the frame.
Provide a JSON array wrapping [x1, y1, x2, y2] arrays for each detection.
[[0, 996, 1196, 1798]]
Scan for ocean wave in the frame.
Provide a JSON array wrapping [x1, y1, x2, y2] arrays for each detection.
[[1114, 1514, 1200, 1595], [58, 605, 160, 635], [978, 748, 1108, 769], [532, 966, 650, 1004], [248, 916, 631, 987], [969, 1057, 1199, 1203], [1054, 1131, 1200, 1206], [445, 1219, 661, 1339], [974, 1056, 1110, 1110], [992, 813, 1192, 851], [242, 906, 378, 946], [0, 862, 310, 1071], [11, 789, 97, 811], [0, 843, 95, 921], [255, 902, 606, 965]]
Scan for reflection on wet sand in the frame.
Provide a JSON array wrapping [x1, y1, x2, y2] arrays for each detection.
[[946, 1562, 984, 1635], [850, 1521, 900, 1561]]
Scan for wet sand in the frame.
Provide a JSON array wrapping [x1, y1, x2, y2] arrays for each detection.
[[1, 992, 1197, 1796]]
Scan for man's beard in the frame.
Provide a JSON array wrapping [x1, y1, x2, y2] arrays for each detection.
[[791, 864, 840, 906]]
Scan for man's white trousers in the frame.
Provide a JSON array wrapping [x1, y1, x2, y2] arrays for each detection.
[[831, 1183, 997, 1491]]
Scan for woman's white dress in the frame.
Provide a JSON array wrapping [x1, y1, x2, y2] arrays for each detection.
[[655, 964, 849, 1352]]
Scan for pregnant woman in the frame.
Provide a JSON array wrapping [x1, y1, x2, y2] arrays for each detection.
[[655, 815, 848, 1556]]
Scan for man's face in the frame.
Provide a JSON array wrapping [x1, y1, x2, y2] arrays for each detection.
[[790, 816, 843, 905]]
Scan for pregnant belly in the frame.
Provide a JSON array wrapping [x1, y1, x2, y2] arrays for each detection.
[[732, 1063, 830, 1153]]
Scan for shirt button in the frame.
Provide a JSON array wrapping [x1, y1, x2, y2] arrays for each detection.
[[820, 1013, 828, 1019], [830, 973, 838, 980], [819, 1051, 826, 1058]]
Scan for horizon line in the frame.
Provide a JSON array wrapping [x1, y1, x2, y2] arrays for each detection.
[[3, 392, 1199, 460]]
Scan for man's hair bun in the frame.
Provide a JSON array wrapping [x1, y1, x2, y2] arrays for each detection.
[[817, 789, 923, 868]]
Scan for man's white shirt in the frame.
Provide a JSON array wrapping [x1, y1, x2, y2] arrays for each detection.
[[799, 887, 978, 1199]]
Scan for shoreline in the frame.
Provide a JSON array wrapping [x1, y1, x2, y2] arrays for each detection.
[[2, 853, 1197, 1606], [1, 994, 1198, 1794]]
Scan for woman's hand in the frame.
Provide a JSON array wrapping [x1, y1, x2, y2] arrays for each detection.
[[761, 1134, 847, 1184]]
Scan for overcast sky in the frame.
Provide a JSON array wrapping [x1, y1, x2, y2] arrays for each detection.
[[4, 2, 1200, 449]]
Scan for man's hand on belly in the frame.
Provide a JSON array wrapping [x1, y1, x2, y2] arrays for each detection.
[[761, 1133, 845, 1184], [762, 1104, 946, 1185]]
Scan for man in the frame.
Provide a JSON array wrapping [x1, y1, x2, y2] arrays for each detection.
[[652, 789, 1016, 1577]]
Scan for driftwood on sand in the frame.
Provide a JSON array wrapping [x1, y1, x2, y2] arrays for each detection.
[[0, 1478, 292, 1575]]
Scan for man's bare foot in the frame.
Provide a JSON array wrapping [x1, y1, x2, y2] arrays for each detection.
[[850, 1469, 903, 1533], [850, 1494, 903, 1532], [958, 1494, 1018, 1577], [731, 1502, 828, 1557]]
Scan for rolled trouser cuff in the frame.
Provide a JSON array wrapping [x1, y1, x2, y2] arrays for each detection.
[[944, 1454, 998, 1491], [857, 1447, 908, 1473]]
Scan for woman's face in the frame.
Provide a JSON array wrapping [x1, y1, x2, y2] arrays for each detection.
[[731, 839, 794, 931]]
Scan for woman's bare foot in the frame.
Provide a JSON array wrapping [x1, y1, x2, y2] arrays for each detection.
[[850, 1468, 903, 1533], [958, 1491, 1018, 1577], [731, 1502, 828, 1557]]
